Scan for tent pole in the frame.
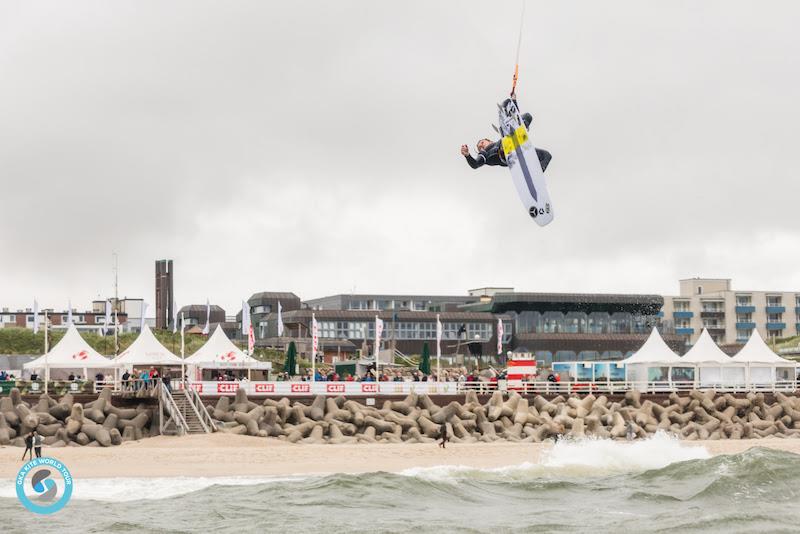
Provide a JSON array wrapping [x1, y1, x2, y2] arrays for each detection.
[[44, 311, 49, 394]]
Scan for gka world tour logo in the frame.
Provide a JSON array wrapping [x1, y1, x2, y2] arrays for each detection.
[[16, 457, 73, 514]]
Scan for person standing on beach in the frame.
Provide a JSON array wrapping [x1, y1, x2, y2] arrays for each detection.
[[438, 422, 449, 449], [21, 432, 34, 461], [33, 431, 43, 458]]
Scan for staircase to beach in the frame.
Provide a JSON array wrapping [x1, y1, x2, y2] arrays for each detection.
[[159, 384, 216, 435]]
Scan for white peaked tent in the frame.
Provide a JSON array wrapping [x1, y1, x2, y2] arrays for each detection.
[[185, 325, 270, 377], [24, 324, 113, 380], [114, 324, 183, 367], [731, 330, 798, 385], [680, 329, 745, 387], [622, 328, 690, 383]]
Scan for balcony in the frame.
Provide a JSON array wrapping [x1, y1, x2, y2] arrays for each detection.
[[766, 323, 786, 331], [795, 306, 800, 314], [675, 327, 695, 335], [703, 324, 726, 331], [700, 311, 725, 319], [672, 311, 693, 319], [766, 306, 786, 314], [656, 311, 664, 317], [735, 305, 756, 314], [736, 322, 756, 330]]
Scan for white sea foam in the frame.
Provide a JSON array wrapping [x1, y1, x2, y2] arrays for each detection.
[[400, 432, 710, 481], [0, 476, 304, 502]]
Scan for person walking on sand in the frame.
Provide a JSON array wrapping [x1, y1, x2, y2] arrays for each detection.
[[33, 430, 43, 458], [21, 432, 34, 461], [438, 422, 449, 449]]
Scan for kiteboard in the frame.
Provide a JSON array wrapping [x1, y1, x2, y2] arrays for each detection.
[[498, 98, 553, 225]]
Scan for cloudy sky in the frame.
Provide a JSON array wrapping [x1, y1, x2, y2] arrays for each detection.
[[1, 0, 798, 315]]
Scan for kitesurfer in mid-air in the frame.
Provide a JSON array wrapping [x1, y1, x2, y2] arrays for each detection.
[[461, 109, 551, 172]]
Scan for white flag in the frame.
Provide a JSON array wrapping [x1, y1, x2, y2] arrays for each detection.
[[241, 300, 250, 336], [436, 314, 442, 359], [375, 316, 385, 359], [497, 318, 504, 356], [311, 313, 319, 373], [277, 301, 284, 337], [180, 312, 185, 356], [202, 299, 210, 335], [33, 299, 40, 334], [140, 302, 148, 331], [67, 300, 73, 326], [172, 300, 179, 334], [105, 300, 111, 330]]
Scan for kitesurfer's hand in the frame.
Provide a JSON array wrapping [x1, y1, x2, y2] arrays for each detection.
[[460, 144, 470, 156]]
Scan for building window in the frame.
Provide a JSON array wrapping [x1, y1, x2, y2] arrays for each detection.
[[675, 319, 691, 329], [767, 296, 783, 307], [26, 315, 34, 323], [501, 320, 513, 343], [697, 286, 703, 295], [736, 295, 752, 306], [253, 305, 270, 314], [673, 301, 691, 312], [412, 301, 427, 311], [736, 313, 752, 323], [768, 313, 783, 323], [701, 301, 724, 313], [736, 329, 752, 342]]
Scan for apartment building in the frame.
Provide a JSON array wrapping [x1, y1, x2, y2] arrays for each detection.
[[660, 278, 800, 347]]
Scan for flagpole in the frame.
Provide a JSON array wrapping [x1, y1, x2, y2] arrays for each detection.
[[181, 312, 186, 387], [44, 310, 49, 394], [311, 313, 317, 383], [436, 314, 442, 382]]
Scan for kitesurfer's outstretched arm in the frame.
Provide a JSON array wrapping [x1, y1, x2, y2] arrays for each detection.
[[461, 145, 487, 169]]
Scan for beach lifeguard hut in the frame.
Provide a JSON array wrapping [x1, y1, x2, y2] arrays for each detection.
[[505, 351, 537, 391]]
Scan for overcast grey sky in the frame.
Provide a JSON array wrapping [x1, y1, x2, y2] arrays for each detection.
[[1, 0, 798, 314]]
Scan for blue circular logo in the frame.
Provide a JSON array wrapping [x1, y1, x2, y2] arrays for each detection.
[[16, 457, 73, 514]]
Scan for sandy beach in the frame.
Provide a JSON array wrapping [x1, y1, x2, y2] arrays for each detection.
[[3, 434, 800, 479]]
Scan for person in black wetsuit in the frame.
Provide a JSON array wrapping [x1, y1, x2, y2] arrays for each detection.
[[461, 111, 552, 172]]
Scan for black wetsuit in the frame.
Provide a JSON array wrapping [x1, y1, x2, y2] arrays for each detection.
[[464, 113, 552, 172]]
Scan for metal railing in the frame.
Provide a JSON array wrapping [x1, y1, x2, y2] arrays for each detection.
[[184, 387, 216, 432], [158, 382, 189, 436]]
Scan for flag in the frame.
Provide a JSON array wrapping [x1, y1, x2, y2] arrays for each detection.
[[104, 300, 111, 331], [277, 301, 284, 337], [248, 325, 255, 355], [311, 313, 319, 372], [33, 299, 40, 334], [140, 302, 148, 331], [497, 318, 504, 355], [436, 314, 442, 359], [67, 300, 73, 326], [180, 312, 185, 356], [375, 316, 384, 360], [241, 300, 250, 336], [202, 299, 210, 335], [172, 299, 179, 334]]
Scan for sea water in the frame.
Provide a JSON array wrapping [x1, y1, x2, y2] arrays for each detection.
[[1, 433, 798, 533]]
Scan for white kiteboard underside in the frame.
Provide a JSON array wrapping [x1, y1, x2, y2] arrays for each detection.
[[498, 99, 554, 226]]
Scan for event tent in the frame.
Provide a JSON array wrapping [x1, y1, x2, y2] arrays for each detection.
[[23, 324, 113, 379], [731, 330, 798, 385], [114, 324, 183, 367], [185, 325, 271, 376], [680, 329, 745, 387], [621, 328, 692, 383]]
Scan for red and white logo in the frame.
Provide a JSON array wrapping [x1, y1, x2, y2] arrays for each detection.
[[361, 383, 378, 393], [71, 350, 89, 360], [217, 382, 239, 393], [217, 351, 238, 362], [254, 383, 275, 393], [290, 383, 310, 393], [326, 383, 345, 393], [190, 383, 203, 393]]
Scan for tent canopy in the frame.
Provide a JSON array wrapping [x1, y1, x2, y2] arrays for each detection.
[[622, 328, 682, 365], [732, 331, 797, 366], [680, 329, 737, 365], [186, 325, 271, 369], [114, 324, 183, 367], [24, 324, 113, 370]]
